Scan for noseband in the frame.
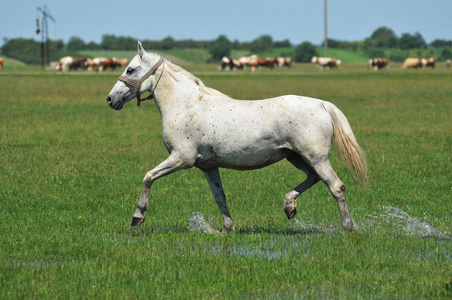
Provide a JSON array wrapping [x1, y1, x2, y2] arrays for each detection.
[[118, 58, 164, 107]]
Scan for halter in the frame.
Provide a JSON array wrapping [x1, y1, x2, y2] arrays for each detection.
[[118, 58, 164, 107]]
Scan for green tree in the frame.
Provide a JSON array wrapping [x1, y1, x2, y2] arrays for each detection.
[[100, 34, 137, 50], [159, 36, 175, 50], [370, 26, 398, 48], [1, 38, 41, 64], [101, 34, 115, 50], [294, 41, 317, 63], [364, 47, 385, 59], [250, 35, 273, 53], [85, 41, 101, 50], [209, 35, 232, 61], [430, 39, 452, 48], [67, 36, 86, 51], [440, 48, 452, 61], [274, 39, 292, 48], [399, 32, 427, 50]]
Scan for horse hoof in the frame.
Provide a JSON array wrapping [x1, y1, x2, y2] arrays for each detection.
[[345, 220, 359, 233], [284, 207, 297, 219], [130, 217, 145, 227], [222, 224, 236, 234]]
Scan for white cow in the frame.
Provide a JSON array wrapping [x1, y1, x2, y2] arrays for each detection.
[[311, 56, 341, 70]]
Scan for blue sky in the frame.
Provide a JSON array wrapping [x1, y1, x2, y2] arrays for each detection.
[[1, 0, 451, 47]]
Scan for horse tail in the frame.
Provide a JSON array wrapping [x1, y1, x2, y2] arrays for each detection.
[[323, 101, 368, 187]]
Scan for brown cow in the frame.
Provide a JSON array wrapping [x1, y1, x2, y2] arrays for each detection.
[[0, 57, 3, 71], [421, 57, 435, 68], [368, 58, 389, 70], [99, 57, 129, 72], [257, 57, 276, 69]]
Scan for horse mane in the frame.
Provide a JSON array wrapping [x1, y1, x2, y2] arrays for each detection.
[[161, 57, 229, 98]]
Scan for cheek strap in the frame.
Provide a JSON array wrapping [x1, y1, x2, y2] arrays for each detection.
[[118, 58, 164, 107]]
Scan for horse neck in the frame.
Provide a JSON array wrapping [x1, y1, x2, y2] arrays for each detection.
[[152, 62, 203, 116]]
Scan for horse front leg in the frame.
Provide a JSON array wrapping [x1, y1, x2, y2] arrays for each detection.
[[201, 168, 235, 233], [131, 154, 189, 227]]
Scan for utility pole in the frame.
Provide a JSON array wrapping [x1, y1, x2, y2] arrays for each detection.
[[36, 5, 56, 69], [324, 0, 328, 57]]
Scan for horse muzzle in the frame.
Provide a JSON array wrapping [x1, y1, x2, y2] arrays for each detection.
[[106, 95, 124, 110]]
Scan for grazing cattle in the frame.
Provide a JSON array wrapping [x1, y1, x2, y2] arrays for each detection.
[[220, 56, 234, 70], [102, 57, 130, 72], [447, 59, 451, 69], [401, 58, 423, 69], [421, 57, 435, 68], [238, 56, 251, 69], [368, 58, 389, 70], [69, 57, 88, 71], [0, 57, 3, 71], [225, 55, 288, 71], [100, 57, 130, 72], [257, 57, 276, 69], [59, 56, 74, 72], [311, 56, 341, 70], [276, 57, 292, 68], [99, 58, 118, 72], [85, 58, 98, 71], [58, 56, 128, 72], [249, 55, 259, 71], [236, 55, 259, 71], [232, 59, 243, 70], [116, 58, 129, 67], [219, 57, 243, 71], [246, 55, 276, 71], [86, 57, 106, 71]]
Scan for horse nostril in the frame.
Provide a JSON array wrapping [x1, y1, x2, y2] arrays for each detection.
[[106, 96, 111, 103]]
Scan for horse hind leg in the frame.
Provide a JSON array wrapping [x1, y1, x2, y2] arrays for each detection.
[[311, 159, 357, 231], [201, 168, 235, 233], [284, 153, 320, 219]]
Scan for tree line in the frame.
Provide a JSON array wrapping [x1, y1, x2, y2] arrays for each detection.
[[2, 26, 452, 65]]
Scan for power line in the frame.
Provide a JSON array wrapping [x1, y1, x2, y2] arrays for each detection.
[[324, 0, 328, 57], [36, 5, 56, 69]]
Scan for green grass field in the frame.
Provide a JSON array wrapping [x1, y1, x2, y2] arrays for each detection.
[[1, 62, 451, 298]]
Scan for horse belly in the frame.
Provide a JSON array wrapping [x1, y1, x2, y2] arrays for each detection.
[[195, 144, 291, 170]]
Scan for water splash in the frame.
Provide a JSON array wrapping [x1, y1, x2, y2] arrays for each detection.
[[189, 207, 449, 239], [188, 213, 219, 234], [209, 245, 284, 259], [292, 218, 338, 235], [361, 205, 450, 238]]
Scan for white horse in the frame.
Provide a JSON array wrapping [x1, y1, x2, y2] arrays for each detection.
[[106, 42, 367, 232]]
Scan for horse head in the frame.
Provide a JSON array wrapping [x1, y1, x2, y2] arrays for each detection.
[[106, 41, 163, 110]]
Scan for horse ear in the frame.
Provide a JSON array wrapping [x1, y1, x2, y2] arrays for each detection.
[[137, 41, 145, 58]]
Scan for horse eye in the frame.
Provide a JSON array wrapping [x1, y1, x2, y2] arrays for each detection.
[[126, 68, 134, 74]]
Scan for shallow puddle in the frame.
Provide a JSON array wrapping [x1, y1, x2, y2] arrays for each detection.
[[4, 259, 76, 268]]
